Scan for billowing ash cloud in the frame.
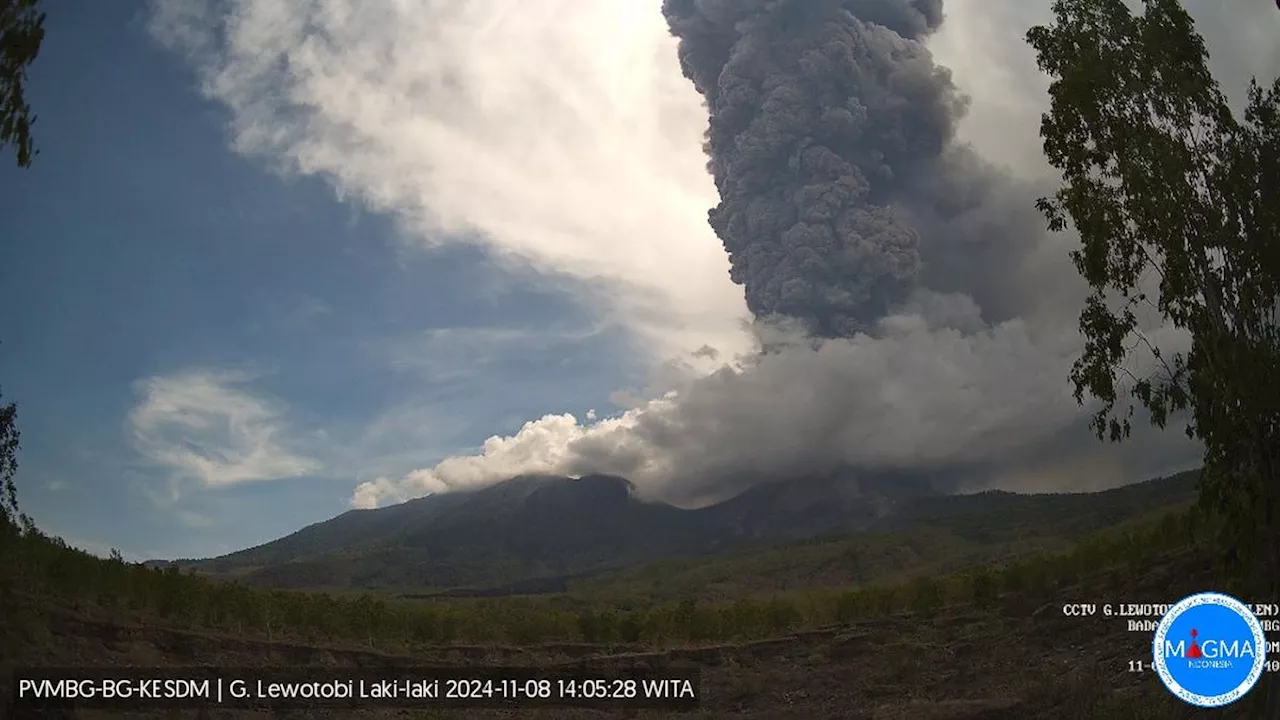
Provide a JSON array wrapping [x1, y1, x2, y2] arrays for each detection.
[[153, 0, 1220, 511], [346, 0, 1201, 509], [351, 305, 1198, 510], [663, 0, 964, 337]]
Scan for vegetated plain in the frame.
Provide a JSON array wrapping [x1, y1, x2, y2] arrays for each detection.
[[2, 469, 1265, 718]]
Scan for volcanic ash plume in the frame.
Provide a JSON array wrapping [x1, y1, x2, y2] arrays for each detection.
[[344, 0, 1201, 510], [144, 0, 1193, 510], [663, 0, 963, 337]]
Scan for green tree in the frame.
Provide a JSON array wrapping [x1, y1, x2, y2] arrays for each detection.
[[1029, 2, 1279, 712], [833, 590, 863, 625], [1029, 0, 1280, 582], [967, 566, 997, 610], [1000, 562, 1027, 594], [762, 597, 799, 634], [576, 609, 607, 643], [0, 0, 44, 542], [616, 612, 643, 644], [1, 0, 44, 167], [0, 387, 28, 534], [908, 576, 942, 615]]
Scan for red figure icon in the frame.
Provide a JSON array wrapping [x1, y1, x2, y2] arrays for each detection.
[[1187, 629, 1204, 659]]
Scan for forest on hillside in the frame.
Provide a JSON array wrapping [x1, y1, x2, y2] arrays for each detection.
[[0, 502, 1209, 650]]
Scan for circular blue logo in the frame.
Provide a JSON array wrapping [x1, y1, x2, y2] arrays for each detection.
[[1152, 592, 1267, 707]]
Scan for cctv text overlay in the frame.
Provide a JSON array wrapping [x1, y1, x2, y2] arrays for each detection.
[[1058, 600, 1280, 675], [10, 667, 701, 710]]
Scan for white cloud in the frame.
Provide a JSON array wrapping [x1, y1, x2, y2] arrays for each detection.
[[129, 369, 322, 492], [153, 1, 1246, 512], [149, 0, 754, 364], [339, 419, 582, 509], [350, 412, 590, 508]]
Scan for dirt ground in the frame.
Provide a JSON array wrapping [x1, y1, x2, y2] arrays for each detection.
[[1, 548, 1271, 719]]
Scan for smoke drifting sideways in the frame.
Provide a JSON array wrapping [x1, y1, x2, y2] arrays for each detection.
[[149, 0, 1201, 510], [347, 0, 1201, 510]]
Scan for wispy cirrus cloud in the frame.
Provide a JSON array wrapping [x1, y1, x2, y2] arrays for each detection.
[[382, 324, 616, 383], [128, 369, 322, 495]]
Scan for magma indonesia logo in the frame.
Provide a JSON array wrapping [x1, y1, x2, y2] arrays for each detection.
[[1152, 592, 1267, 707]]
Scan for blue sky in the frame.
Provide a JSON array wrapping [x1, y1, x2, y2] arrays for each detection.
[[0, 2, 659, 560], [1, 1, 1273, 562]]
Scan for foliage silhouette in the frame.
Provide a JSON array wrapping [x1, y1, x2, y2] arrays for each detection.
[[1029, 4, 1279, 709], [1, 0, 44, 167]]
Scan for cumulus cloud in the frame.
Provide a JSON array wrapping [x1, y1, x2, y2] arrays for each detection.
[[350, 412, 593, 509], [149, 0, 1265, 510], [129, 369, 322, 493]]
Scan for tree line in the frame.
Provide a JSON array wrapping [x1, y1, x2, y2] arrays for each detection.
[[0, 503, 1207, 651]]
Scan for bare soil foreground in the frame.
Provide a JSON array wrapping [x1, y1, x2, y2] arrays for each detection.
[[1, 547, 1266, 719]]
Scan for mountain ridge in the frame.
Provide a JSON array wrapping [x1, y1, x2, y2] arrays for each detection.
[[166, 469, 1198, 591]]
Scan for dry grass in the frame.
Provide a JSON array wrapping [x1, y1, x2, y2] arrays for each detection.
[[8, 546, 1267, 719]]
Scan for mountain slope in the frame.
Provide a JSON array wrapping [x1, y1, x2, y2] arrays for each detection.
[[187, 474, 716, 588], [696, 469, 938, 544], [177, 469, 1198, 591]]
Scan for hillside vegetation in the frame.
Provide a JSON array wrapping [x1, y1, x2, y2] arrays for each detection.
[[2, 472, 1204, 651], [173, 469, 1197, 595], [560, 471, 1198, 605], [4, 469, 1267, 718], [167, 471, 941, 591]]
